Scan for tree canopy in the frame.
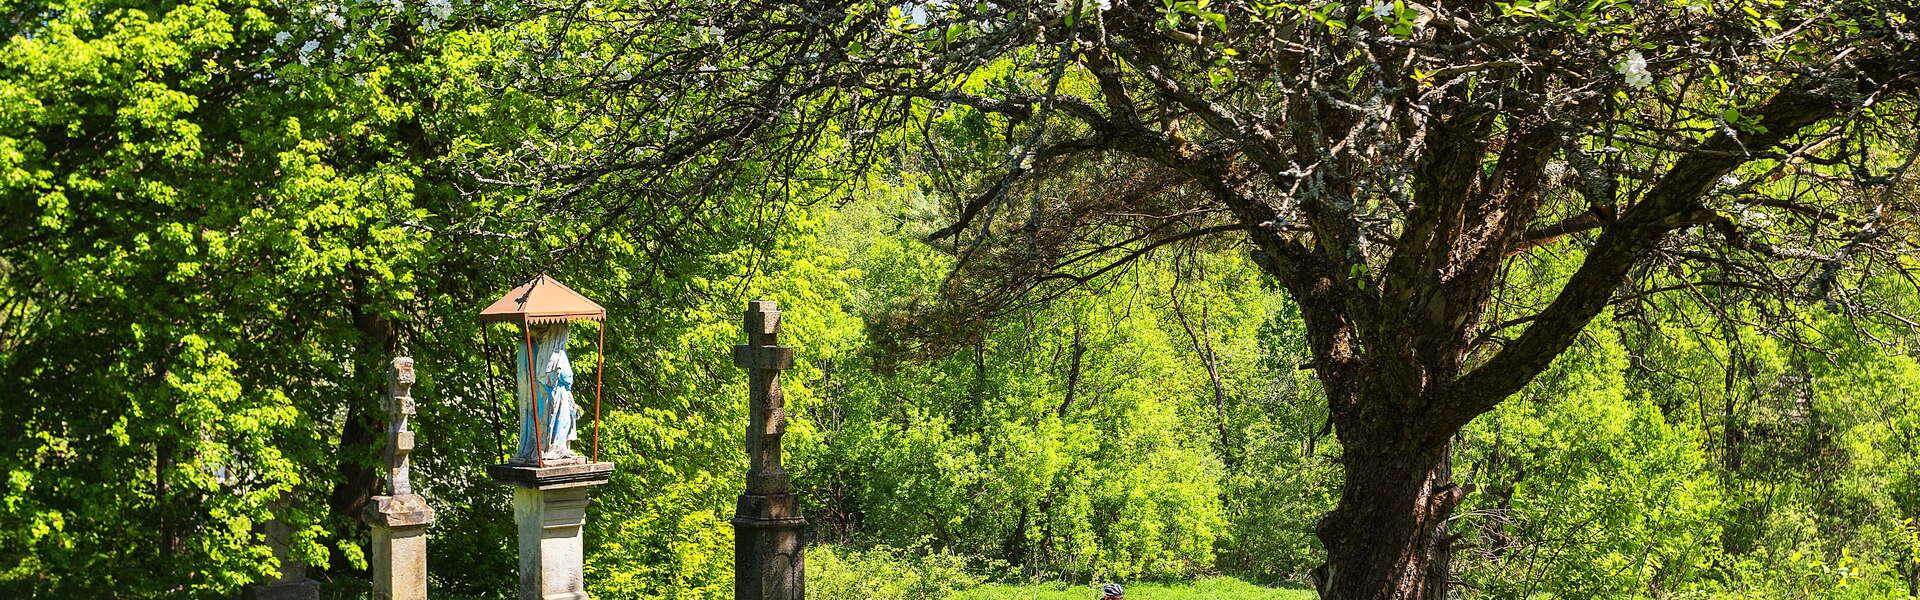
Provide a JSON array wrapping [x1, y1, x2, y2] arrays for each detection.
[[2, 0, 1919, 599], [534, 0, 1920, 596]]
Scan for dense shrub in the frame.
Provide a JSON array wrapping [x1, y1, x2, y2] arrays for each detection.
[[808, 545, 983, 600]]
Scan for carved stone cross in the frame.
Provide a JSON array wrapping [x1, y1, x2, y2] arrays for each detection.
[[385, 357, 418, 496], [734, 300, 796, 495], [730, 300, 803, 600]]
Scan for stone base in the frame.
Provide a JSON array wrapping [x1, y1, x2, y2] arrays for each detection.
[[362, 494, 434, 600], [514, 486, 591, 600], [241, 579, 320, 600], [369, 523, 429, 600], [491, 462, 614, 600], [511, 454, 589, 467], [733, 493, 805, 600], [488, 462, 615, 490]]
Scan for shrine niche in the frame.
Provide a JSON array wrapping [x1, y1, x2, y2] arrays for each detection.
[[479, 274, 608, 467]]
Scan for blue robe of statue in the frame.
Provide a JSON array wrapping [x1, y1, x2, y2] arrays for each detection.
[[514, 323, 581, 464]]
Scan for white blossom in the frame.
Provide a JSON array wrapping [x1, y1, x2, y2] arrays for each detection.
[[1543, 160, 1568, 181], [422, 0, 453, 30], [298, 40, 322, 64], [1616, 50, 1652, 89], [273, 31, 292, 45], [1719, 174, 1741, 187], [311, 4, 346, 29], [1008, 146, 1035, 169], [1372, 1, 1394, 19]]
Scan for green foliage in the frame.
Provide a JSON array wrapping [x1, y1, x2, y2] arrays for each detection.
[[4, 0, 1920, 598], [808, 545, 983, 600], [955, 577, 1313, 600], [583, 207, 865, 600], [803, 195, 1244, 581], [1214, 299, 1339, 583], [1455, 324, 1720, 596], [1, 0, 836, 596], [0, 0, 378, 593]]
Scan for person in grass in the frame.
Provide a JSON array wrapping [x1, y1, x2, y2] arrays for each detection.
[[1101, 583, 1125, 599]]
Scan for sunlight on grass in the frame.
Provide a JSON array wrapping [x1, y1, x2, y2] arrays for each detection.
[[955, 577, 1315, 600]]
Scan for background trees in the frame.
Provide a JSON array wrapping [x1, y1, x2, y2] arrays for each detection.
[[0, 0, 808, 594], [529, 0, 1920, 597], [4, 0, 1920, 599]]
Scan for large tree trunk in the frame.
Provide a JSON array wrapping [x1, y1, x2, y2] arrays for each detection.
[[325, 304, 394, 572], [1313, 436, 1462, 600]]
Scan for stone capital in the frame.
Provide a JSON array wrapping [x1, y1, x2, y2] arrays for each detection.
[[732, 493, 807, 529], [488, 462, 616, 490], [361, 494, 436, 529]]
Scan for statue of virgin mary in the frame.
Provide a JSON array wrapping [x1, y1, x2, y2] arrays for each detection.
[[514, 323, 583, 465]]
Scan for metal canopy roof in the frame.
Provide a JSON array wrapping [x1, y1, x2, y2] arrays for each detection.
[[478, 274, 607, 325]]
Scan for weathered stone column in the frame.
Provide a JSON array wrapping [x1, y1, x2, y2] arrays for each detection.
[[241, 510, 321, 600], [731, 300, 804, 600], [487, 462, 614, 600], [360, 357, 434, 600]]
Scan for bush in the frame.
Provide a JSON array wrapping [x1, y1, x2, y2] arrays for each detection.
[[808, 545, 984, 600]]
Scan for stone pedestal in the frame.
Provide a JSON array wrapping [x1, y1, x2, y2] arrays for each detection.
[[362, 494, 434, 600], [731, 494, 805, 599], [242, 510, 321, 600], [489, 462, 615, 600], [242, 580, 320, 600]]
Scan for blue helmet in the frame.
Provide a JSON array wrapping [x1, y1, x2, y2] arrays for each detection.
[[1101, 583, 1125, 597]]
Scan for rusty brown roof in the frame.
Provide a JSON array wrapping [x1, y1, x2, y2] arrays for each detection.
[[478, 274, 606, 324]]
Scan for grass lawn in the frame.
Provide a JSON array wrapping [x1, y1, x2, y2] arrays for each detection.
[[955, 577, 1315, 600]]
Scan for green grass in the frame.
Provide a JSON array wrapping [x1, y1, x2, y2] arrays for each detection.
[[954, 577, 1315, 600]]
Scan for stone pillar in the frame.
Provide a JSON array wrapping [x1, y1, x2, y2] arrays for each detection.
[[360, 357, 434, 600], [731, 300, 804, 600], [241, 510, 321, 600], [488, 462, 615, 600]]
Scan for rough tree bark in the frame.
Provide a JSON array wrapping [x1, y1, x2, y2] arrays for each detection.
[[327, 294, 397, 572], [1314, 440, 1458, 600]]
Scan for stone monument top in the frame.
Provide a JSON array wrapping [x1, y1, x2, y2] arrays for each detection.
[[361, 355, 434, 600]]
